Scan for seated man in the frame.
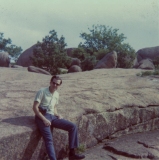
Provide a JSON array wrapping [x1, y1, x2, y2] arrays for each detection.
[[33, 75, 85, 160]]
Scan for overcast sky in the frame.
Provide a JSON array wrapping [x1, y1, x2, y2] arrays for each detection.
[[0, 0, 159, 52]]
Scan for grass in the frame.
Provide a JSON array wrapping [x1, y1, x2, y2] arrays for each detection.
[[136, 69, 159, 77]]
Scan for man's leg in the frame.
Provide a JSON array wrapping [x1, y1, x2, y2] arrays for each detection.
[[35, 115, 57, 160], [51, 116, 78, 149], [51, 116, 85, 159]]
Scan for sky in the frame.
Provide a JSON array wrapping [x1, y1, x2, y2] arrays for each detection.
[[0, 0, 159, 53]]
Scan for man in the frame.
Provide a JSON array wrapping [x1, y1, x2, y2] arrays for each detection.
[[33, 75, 85, 160]]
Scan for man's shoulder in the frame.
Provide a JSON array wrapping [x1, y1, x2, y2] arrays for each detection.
[[38, 87, 48, 93]]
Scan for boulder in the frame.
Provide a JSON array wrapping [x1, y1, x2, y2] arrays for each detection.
[[68, 65, 82, 73], [16, 44, 36, 67], [0, 52, 10, 67], [137, 59, 155, 70], [94, 51, 117, 69], [134, 46, 159, 68], [70, 58, 81, 67], [1, 68, 159, 159], [11, 65, 23, 68], [28, 66, 51, 75]]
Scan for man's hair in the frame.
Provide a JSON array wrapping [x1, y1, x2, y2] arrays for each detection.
[[50, 75, 62, 85]]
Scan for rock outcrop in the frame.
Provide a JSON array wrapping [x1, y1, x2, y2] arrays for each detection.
[[80, 130, 159, 160], [1, 68, 159, 159], [137, 58, 155, 70], [16, 44, 36, 67], [134, 46, 159, 68], [94, 51, 117, 69], [68, 65, 82, 73], [28, 66, 51, 75], [70, 58, 81, 67], [0, 52, 10, 67]]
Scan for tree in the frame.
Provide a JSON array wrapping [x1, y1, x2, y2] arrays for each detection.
[[0, 33, 22, 62], [79, 25, 135, 68], [30, 30, 71, 75]]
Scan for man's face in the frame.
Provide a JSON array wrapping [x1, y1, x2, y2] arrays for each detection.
[[50, 78, 61, 91]]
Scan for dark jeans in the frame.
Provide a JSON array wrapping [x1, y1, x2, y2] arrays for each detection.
[[35, 113, 79, 160]]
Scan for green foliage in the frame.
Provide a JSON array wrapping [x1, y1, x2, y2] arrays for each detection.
[[79, 25, 135, 68], [76, 144, 86, 153], [0, 33, 22, 62], [30, 30, 71, 75], [81, 55, 97, 71], [136, 70, 159, 77], [93, 48, 109, 60], [71, 47, 89, 61]]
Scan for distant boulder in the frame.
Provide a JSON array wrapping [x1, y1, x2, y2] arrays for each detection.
[[137, 59, 155, 70], [71, 58, 81, 67], [134, 46, 159, 68], [28, 66, 51, 75], [16, 44, 36, 67], [11, 65, 23, 68], [68, 65, 82, 73], [94, 51, 117, 69], [0, 52, 10, 67]]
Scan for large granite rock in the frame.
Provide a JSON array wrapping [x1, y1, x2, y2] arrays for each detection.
[[134, 46, 159, 68], [0, 52, 10, 67], [1, 68, 159, 159], [94, 51, 117, 69], [68, 65, 82, 73], [79, 130, 159, 160], [137, 59, 155, 70], [16, 44, 36, 67]]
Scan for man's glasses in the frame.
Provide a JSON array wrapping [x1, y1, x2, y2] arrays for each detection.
[[52, 82, 60, 86]]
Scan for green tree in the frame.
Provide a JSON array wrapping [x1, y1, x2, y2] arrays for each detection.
[[0, 33, 22, 62], [30, 30, 71, 75], [79, 25, 135, 68]]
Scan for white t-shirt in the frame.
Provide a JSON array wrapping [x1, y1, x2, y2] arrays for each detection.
[[34, 87, 59, 115]]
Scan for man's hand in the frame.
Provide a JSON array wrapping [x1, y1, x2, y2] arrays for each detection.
[[43, 119, 51, 126]]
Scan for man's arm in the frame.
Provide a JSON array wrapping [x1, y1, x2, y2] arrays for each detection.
[[33, 101, 51, 126]]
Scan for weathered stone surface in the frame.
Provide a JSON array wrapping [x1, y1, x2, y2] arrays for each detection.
[[136, 46, 159, 62], [11, 65, 24, 68], [77, 130, 158, 160], [1, 68, 159, 159], [70, 58, 81, 67], [68, 65, 82, 73], [0, 52, 10, 67], [28, 66, 51, 75], [135, 59, 155, 70], [94, 51, 117, 69], [16, 44, 36, 67], [134, 46, 159, 69]]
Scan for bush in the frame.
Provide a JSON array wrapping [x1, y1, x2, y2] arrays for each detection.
[[81, 55, 97, 71], [136, 70, 159, 77]]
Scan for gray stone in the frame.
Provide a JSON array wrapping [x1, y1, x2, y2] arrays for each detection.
[[137, 59, 155, 70], [0, 52, 10, 67], [94, 51, 117, 69], [28, 66, 51, 75], [136, 46, 159, 62], [68, 65, 82, 73], [16, 44, 36, 67]]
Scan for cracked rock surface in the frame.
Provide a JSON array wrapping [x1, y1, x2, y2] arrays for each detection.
[[0, 68, 159, 160], [79, 130, 159, 160]]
